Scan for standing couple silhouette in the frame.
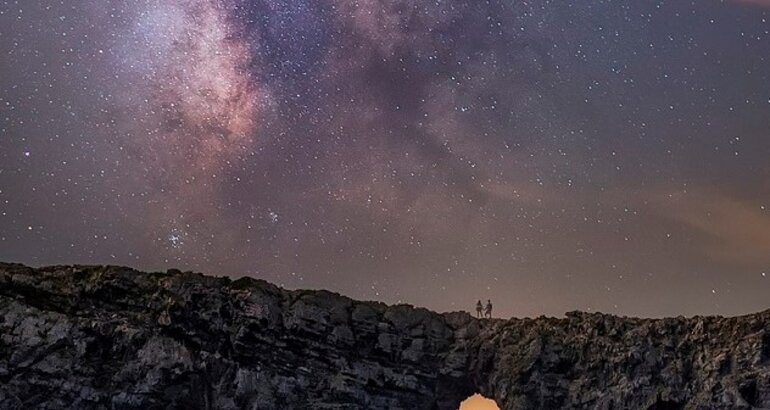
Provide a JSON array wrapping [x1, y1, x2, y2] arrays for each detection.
[[475, 299, 493, 318]]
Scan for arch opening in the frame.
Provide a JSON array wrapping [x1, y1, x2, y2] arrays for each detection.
[[458, 393, 500, 410]]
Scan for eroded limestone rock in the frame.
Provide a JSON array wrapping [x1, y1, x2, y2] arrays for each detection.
[[1, 263, 769, 409]]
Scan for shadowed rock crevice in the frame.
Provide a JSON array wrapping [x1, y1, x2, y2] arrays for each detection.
[[1, 263, 770, 409]]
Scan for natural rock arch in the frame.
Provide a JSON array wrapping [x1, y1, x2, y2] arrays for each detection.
[[2, 263, 770, 409]]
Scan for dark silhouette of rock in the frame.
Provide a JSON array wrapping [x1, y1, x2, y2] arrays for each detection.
[[1, 262, 769, 409]]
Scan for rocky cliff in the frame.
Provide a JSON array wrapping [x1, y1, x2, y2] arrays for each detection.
[[1, 263, 769, 409]]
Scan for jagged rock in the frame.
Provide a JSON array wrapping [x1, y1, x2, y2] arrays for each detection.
[[1, 263, 770, 409]]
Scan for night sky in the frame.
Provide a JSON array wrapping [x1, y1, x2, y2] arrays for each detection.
[[1, 0, 769, 318]]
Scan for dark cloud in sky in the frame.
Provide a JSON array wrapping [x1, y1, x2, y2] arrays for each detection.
[[1, 0, 769, 318]]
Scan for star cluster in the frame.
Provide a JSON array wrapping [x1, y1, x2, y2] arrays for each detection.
[[1, 0, 769, 317]]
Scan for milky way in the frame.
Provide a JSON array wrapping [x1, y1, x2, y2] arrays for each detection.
[[1, 0, 769, 318]]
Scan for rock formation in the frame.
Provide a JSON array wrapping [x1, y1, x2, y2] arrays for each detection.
[[1, 263, 769, 409]]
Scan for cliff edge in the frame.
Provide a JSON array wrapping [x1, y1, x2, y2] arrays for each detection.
[[1, 263, 769, 409]]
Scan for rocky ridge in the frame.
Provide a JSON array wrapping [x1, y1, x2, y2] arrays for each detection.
[[1, 263, 769, 409]]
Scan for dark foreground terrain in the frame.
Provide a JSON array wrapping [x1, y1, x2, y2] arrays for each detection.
[[1, 263, 769, 409]]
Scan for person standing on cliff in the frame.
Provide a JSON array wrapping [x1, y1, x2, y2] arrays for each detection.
[[476, 300, 483, 318], [484, 300, 493, 318]]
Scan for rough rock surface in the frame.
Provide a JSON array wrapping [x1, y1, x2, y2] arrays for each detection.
[[1, 263, 770, 409]]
